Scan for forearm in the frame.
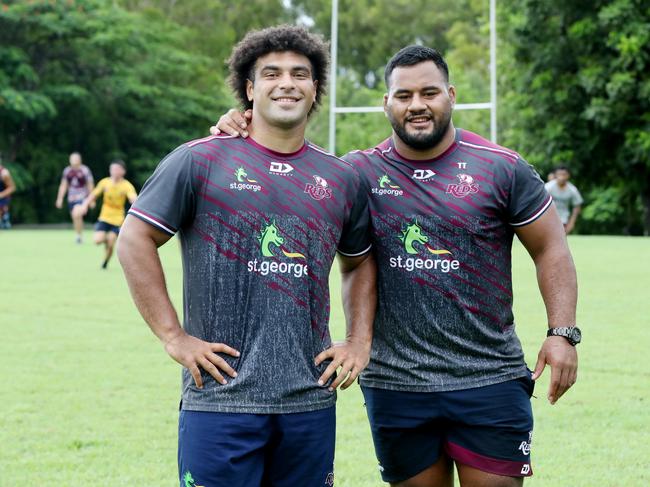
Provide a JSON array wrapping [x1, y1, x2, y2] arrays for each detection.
[[568, 207, 581, 227], [0, 182, 14, 198], [534, 243, 577, 326], [56, 183, 67, 202], [117, 225, 183, 344], [340, 253, 376, 347]]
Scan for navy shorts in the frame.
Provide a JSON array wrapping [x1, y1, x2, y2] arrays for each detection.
[[68, 200, 83, 212], [362, 374, 535, 483], [94, 220, 120, 234], [178, 406, 336, 487]]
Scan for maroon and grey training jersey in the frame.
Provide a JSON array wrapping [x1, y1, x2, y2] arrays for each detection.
[[129, 135, 371, 414], [62, 165, 94, 202], [345, 129, 552, 392]]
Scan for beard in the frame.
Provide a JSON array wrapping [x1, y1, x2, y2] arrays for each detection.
[[387, 107, 452, 151]]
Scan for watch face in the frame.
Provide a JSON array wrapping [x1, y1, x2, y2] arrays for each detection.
[[570, 327, 582, 343]]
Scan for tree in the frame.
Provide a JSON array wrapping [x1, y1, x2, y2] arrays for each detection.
[[501, 0, 650, 234], [0, 0, 228, 222]]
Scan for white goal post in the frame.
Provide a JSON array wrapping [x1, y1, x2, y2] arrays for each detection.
[[328, 0, 498, 152]]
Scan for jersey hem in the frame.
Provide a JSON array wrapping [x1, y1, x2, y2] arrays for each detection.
[[510, 195, 552, 227], [128, 208, 176, 235], [359, 370, 529, 393], [179, 396, 336, 414]]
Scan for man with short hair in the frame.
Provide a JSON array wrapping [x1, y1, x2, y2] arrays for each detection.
[[545, 165, 583, 234], [56, 152, 95, 243], [79, 160, 137, 269], [214, 44, 579, 487], [117, 26, 376, 487], [0, 162, 16, 229]]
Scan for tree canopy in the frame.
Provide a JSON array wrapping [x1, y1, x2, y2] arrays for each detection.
[[1, 0, 648, 233]]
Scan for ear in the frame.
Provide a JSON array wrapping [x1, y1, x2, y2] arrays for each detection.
[[383, 93, 389, 117], [448, 84, 456, 108], [246, 79, 254, 102]]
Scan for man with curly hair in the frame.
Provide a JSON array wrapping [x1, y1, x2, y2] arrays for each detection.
[[118, 25, 376, 487]]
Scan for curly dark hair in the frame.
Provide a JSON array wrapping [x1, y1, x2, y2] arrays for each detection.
[[227, 25, 330, 115]]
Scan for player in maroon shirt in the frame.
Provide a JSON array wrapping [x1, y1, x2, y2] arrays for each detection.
[[56, 152, 95, 243]]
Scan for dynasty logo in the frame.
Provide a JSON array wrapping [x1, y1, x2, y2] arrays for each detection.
[[247, 220, 308, 278], [389, 219, 460, 273]]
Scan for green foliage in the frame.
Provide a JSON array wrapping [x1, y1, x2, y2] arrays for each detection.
[[501, 0, 650, 234], [0, 0, 232, 222]]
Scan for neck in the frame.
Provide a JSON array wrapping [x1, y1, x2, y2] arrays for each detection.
[[392, 122, 456, 160], [111, 176, 123, 183], [247, 111, 307, 154]]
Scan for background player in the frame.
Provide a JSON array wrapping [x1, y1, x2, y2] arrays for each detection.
[[213, 45, 579, 487], [55, 152, 95, 243], [545, 165, 583, 234], [118, 26, 376, 487], [0, 162, 16, 229], [79, 160, 136, 268]]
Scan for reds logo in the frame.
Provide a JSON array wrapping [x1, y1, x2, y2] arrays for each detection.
[[304, 175, 333, 200], [446, 173, 479, 198]]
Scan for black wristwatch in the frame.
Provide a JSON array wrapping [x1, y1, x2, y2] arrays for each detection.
[[547, 326, 581, 346]]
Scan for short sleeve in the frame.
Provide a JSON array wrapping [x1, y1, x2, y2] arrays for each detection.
[[126, 181, 137, 200], [508, 158, 553, 227], [85, 166, 94, 185], [61, 167, 70, 181], [91, 179, 106, 198], [337, 168, 372, 257], [571, 186, 583, 206], [128, 146, 195, 236]]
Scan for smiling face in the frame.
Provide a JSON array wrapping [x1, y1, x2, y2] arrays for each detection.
[[384, 61, 455, 151], [246, 51, 317, 130]]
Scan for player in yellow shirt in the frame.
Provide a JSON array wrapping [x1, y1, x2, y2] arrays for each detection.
[[80, 160, 137, 268]]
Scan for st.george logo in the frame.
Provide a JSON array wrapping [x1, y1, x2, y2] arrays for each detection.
[[183, 471, 204, 487], [304, 175, 332, 200], [446, 173, 479, 198], [398, 219, 451, 255], [258, 220, 305, 259]]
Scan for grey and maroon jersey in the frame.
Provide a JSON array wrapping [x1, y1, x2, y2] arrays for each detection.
[[129, 135, 371, 414], [345, 129, 551, 392], [62, 165, 94, 202]]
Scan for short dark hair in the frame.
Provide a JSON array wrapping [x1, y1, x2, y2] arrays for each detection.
[[384, 45, 449, 88], [227, 25, 329, 115], [555, 165, 571, 174], [110, 159, 126, 170]]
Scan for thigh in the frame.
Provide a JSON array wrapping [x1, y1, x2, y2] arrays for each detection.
[[178, 410, 271, 487], [443, 375, 535, 480], [362, 386, 446, 485], [106, 229, 118, 244], [264, 406, 336, 487]]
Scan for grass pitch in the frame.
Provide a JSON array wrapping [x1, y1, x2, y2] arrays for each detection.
[[0, 230, 648, 485]]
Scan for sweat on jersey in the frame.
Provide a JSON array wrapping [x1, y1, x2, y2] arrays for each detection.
[[344, 129, 552, 392], [129, 135, 371, 414]]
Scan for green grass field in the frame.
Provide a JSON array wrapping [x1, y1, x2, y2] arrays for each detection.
[[1, 230, 648, 486]]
